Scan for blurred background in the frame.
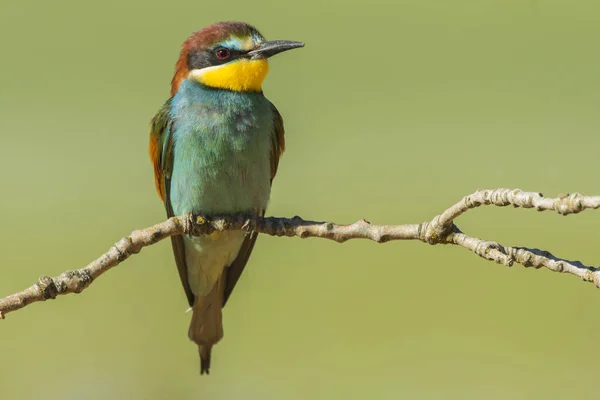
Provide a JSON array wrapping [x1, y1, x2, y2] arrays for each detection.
[[1, 0, 600, 398]]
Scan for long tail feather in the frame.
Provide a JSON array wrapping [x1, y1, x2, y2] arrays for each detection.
[[188, 275, 225, 375]]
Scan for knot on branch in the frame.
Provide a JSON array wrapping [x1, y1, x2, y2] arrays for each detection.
[[474, 241, 513, 266], [291, 216, 311, 238], [421, 219, 457, 244], [582, 270, 600, 287], [60, 270, 94, 293], [554, 193, 584, 215], [37, 276, 59, 300], [421, 221, 440, 244]]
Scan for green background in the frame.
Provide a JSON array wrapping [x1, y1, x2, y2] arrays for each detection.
[[1, 1, 599, 398]]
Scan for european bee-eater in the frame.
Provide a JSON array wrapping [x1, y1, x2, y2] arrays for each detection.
[[149, 21, 303, 374]]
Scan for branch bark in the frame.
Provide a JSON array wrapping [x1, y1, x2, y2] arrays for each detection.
[[1, 188, 599, 319]]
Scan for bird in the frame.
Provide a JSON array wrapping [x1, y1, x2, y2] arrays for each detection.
[[148, 21, 304, 374]]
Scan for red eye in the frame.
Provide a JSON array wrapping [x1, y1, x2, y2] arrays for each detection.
[[216, 48, 230, 59]]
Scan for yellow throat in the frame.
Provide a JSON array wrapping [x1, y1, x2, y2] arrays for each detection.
[[190, 59, 269, 92]]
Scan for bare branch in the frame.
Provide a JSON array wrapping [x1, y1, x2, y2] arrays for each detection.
[[1, 188, 598, 319], [0, 217, 187, 319], [432, 188, 600, 234]]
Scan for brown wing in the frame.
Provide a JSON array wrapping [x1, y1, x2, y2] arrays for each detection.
[[150, 98, 179, 201], [150, 98, 195, 307], [222, 102, 286, 306]]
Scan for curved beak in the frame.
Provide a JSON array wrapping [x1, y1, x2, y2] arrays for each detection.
[[247, 40, 305, 60]]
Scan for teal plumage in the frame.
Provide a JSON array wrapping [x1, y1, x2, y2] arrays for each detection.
[[168, 80, 276, 300], [169, 81, 275, 217], [149, 21, 302, 375]]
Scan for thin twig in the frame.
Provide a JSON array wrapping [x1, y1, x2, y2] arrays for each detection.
[[1, 188, 598, 319]]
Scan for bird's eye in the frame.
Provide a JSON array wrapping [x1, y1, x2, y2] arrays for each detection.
[[215, 48, 230, 60]]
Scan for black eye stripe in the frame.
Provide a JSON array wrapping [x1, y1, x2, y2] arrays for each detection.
[[212, 47, 245, 57], [187, 48, 247, 70], [187, 51, 211, 70]]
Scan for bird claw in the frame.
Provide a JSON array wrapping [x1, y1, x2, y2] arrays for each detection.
[[240, 212, 257, 233]]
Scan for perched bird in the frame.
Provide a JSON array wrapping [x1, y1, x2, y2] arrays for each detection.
[[149, 21, 303, 374]]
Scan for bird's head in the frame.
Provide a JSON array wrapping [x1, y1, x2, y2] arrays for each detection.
[[171, 21, 304, 95]]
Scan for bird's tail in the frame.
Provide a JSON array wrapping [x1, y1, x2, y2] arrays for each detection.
[[188, 275, 225, 375]]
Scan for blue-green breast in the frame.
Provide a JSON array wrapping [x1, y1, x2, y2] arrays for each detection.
[[169, 80, 274, 216]]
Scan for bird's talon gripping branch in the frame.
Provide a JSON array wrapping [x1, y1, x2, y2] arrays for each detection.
[[241, 218, 253, 233], [179, 214, 194, 236]]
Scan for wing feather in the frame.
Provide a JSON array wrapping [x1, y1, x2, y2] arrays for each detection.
[[150, 98, 195, 307]]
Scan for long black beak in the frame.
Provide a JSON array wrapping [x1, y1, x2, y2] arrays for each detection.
[[246, 40, 305, 60]]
